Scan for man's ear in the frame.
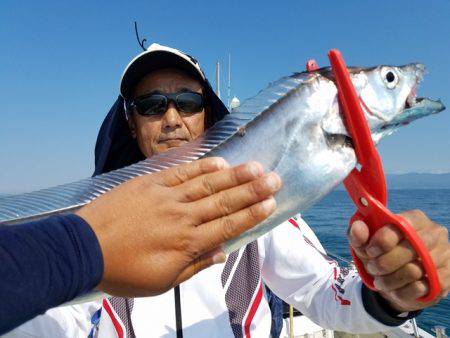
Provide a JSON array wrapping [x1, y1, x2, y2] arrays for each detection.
[[127, 115, 137, 139]]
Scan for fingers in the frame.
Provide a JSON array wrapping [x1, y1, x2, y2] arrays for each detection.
[[348, 220, 370, 248], [348, 210, 432, 260], [348, 220, 371, 260], [354, 210, 450, 311], [152, 157, 230, 187], [366, 230, 441, 276], [191, 172, 281, 224], [374, 262, 424, 291], [194, 197, 277, 253], [384, 263, 450, 308], [365, 225, 404, 258], [393, 280, 429, 301], [349, 210, 443, 275], [174, 247, 226, 285], [438, 262, 450, 296], [176, 161, 264, 202], [376, 260, 450, 295]]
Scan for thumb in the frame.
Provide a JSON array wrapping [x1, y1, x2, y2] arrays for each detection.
[[348, 220, 370, 249], [174, 248, 226, 286]]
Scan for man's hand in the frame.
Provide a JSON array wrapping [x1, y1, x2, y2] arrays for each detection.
[[348, 210, 450, 313], [76, 157, 281, 297]]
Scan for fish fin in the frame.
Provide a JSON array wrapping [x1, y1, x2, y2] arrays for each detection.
[[233, 75, 307, 115]]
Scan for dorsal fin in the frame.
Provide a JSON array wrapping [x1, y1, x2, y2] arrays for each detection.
[[233, 74, 306, 115]]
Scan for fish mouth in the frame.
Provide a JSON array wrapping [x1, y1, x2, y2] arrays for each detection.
[[382, 63, 444, 130], [380, 95, 445, 132]]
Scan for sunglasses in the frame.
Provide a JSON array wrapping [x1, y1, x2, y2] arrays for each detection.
[[129, 91, 205, 116]]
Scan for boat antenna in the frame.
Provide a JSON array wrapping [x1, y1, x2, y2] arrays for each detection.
[[134, 21, 147, 51], [227, 53, 231, 108], [215, 61, 221, 98]]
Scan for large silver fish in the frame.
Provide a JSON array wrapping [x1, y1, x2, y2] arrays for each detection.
[[0, 64, 444, 257]]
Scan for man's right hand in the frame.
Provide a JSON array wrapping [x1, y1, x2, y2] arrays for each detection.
[[76, 157, 281, 297]]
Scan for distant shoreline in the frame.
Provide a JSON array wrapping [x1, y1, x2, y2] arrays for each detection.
[[335, 173, 450, 190], [335, 187, 450, 191]]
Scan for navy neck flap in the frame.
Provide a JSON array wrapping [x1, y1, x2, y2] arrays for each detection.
[[93, 81, 229, 176], [93, 96, 144, 176]]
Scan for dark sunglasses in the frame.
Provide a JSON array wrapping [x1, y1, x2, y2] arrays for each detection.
[[129, 91, 205, 116]]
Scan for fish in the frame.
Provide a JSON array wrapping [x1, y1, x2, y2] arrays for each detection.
[[0, 64, 444, 256]]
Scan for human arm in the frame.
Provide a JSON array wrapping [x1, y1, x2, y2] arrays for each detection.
[[0, 214, 102, 335], [0, 158, 281, 334], [260, 216, 410, 334]]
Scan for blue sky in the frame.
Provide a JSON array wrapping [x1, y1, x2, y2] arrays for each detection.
[[1, 0, 449, 193]]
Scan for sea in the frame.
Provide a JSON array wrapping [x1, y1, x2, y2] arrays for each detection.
[[301, 189, 450, 334]]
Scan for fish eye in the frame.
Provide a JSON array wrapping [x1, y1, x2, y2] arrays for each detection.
[[381, 67, 399, 89], [386, 71, 395, 82]]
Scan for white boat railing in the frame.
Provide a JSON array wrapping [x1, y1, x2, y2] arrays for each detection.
[[433, 326, 447, 338]]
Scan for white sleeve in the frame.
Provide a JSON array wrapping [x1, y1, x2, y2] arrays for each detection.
[[260, 215, 398, 334], [2, 300, 101, 338]]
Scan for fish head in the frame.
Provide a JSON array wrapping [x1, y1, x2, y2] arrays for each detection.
[[321, 63, 445, 147], [278, 63, 445, 207]]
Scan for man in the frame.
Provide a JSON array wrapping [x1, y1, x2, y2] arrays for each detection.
[[7, 43, 449, 338]]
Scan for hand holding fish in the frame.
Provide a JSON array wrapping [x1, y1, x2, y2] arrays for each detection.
[[348, 210, 450, 312], [76, 157, 281, 297]]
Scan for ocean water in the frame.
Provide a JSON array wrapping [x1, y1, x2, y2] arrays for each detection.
[[301, 189, 450, 334]]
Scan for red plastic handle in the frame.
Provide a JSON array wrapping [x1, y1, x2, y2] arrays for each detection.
[[345, 172, 441, 302], [328, 50, 387, 203]]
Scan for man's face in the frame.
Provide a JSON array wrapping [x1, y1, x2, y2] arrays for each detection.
[[128, 68, 206, 158]]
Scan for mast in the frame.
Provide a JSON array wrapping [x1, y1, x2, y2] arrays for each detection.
[[227, 53, 231, 108], [215, 61, 221, 98]]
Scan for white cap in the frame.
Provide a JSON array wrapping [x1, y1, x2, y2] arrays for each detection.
[[120, 43, 207, 100]]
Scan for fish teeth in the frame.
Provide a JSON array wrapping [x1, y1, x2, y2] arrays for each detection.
[[406, 86, 418, 108], [407, 94, 416, 107]]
